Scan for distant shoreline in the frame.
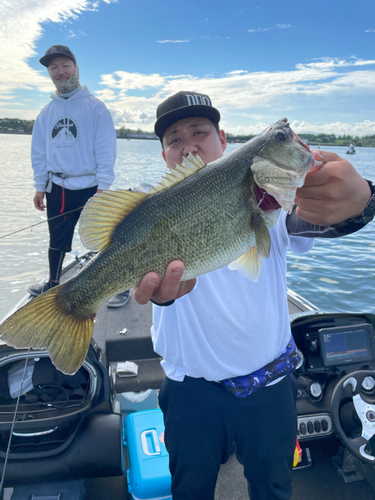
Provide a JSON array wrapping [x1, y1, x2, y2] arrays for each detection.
[[0, 130, 373, 148], [0, 131, 32, 135]]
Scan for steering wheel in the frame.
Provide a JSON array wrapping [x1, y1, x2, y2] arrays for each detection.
[[331, 370, 375, 464]]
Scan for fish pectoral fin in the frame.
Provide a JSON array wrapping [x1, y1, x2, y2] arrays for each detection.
[[228, 213, 271, 282], [0, 285, 94, 375], [228, 246, 262, 282], [149, 153, 207, 195], [79, 190, 148, 251], [250, 213, 271, 259]]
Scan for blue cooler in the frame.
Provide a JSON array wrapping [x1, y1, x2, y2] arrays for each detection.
[[124, 409, 172, 500]]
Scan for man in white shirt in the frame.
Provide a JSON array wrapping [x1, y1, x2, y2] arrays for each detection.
[[134, 91, 373, 500]]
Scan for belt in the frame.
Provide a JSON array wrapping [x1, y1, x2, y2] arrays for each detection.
[[220, 335, 301, 398], [45, 171, 95, 193]]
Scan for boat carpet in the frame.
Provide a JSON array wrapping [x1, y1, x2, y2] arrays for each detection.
[[83, 439, 375, 499]]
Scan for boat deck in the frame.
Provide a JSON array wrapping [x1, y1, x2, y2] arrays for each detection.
[[83, 259, 375, 500], [3, 256, 375, 499]]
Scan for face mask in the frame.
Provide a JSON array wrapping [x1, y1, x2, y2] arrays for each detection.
[[52, 64, 81, 95]]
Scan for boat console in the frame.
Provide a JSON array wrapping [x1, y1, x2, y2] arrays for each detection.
[[291, 312, 375, 464], [293, 314, 375, 373]]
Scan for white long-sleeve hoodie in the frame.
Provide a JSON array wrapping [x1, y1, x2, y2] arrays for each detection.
[[31, 86, 116, 192]]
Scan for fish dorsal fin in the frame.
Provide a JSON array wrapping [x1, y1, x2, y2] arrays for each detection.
[[228, 246, 263, 282], [79, 189, 148, 251], [149, 153, 207, 195]]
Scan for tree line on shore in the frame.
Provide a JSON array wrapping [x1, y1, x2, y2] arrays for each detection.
[[1, 118, 374, 148], [226, 132, 375, 148], [0, 118, 35, 134]]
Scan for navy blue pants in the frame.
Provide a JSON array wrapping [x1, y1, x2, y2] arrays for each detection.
[[46, 183, 97, 253], [159, 373, 298, 500]]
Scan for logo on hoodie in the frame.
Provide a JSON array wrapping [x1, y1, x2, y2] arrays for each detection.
[[50, 117, 80, 147]]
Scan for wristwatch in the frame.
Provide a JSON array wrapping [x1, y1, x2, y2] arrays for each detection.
[[346, 179, 375, 224]]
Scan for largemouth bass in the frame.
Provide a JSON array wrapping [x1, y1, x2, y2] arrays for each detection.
[[0, 118, 322, 374]]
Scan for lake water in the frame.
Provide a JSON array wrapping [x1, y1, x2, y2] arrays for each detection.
[[0, 134, 374, 321]]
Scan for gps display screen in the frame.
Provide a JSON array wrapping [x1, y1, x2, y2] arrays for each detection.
[[319, 323, 373, 367]]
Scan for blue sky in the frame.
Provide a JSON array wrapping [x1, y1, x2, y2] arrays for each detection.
[[1, 0, 375, 136]]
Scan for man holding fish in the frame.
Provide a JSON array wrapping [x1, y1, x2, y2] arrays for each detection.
[[133, 91, 374, 500], [1, 86, 374, 499]]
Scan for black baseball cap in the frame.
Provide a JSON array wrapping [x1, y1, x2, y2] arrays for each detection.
[[154, 91, 221, 140], [39, 45, 76, 67]]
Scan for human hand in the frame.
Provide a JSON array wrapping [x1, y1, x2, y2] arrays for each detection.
[[34, 191, 46, 211], [294, 151, 371, 225], [96, 189, 103, 194], [133, 260, 196, 305]]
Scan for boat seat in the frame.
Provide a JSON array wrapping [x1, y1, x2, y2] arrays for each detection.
[[114, 358, 165, 393]]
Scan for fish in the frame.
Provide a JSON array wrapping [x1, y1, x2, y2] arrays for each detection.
[[0, 118, 322, 375]]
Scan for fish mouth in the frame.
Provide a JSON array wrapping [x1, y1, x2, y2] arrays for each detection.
[[254, 183, 281, 212], [253, 132, 323, 213], [292, 131, 324, 172], [251, 120, 324, 213]]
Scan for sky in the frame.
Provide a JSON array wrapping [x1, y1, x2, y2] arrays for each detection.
[[1, 0, 375, 137]]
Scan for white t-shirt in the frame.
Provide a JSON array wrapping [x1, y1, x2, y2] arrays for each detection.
[[151, 211, 313, 382]]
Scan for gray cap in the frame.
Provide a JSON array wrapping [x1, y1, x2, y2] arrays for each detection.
[[39, 45, 76, 67]]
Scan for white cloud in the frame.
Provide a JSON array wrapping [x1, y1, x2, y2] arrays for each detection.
[[0, 0, 115, 101], [99, 71, 165, 90], [0, 1, 374, 137], [156, 39, 190, 44], [65, 29, 87, 39], [227, 70, 248, 75], [248, 27, 270, 33], [108, 106, 152, 126], [290, 120, 375, 137], [248, 24, 293, 33], [226, 119, 375, 137], [94, 57, 375, 135], [296, 57, 375, 70], [0, 106, 42, 119]]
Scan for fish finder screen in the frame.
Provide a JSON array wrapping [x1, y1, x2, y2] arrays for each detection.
[[319, 323, 373, 367]]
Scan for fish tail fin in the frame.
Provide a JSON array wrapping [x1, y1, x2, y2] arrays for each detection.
[[0, 285, 95, 375]]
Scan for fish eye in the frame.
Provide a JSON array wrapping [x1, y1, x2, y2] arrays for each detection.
[[274, 129, 288, 142]]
